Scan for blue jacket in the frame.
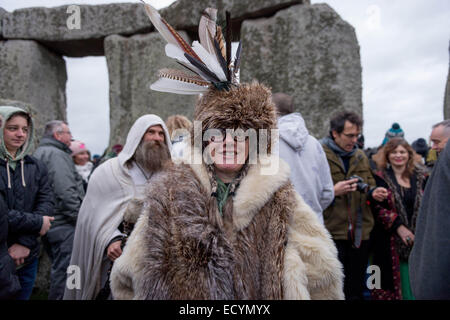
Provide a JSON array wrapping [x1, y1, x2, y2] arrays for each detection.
[[0, 155, 54, 266]]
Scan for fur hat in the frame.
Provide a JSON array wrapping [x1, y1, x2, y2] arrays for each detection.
[[70, 140, 88, 157], [141, 3, 276, 152], [192, 82, 276, 149]]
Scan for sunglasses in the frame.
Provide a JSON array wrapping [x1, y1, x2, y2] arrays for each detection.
[[206, 128, 249, 142]]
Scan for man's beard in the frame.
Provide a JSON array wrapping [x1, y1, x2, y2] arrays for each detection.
[[133, 140, 171, 174]]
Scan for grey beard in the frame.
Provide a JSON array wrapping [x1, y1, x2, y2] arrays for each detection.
[[133, 140, 171, 174]]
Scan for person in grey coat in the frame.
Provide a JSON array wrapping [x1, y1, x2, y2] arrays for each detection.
[[34, 120, 85, 300], [409, 139, 450, 299], [273, 93, 334, 224]]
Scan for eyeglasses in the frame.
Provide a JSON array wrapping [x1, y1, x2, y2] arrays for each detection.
[[206, 128, 249, 142], [341, 133, 361, 139], [59, 130, 71, 135]]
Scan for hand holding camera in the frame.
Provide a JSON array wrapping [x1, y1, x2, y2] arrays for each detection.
[[334, 178, 359, 196]]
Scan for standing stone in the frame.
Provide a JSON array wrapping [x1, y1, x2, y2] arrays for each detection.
[[161, 0, 309, 30], [2, 1, 309, 57], [0, 7, 7, 39], [105, 32, 196, 147], [0, 40, 67, 143], [2, 4, 153, 57], [444, 41, 450, 120], [240, 3, 362, 139]]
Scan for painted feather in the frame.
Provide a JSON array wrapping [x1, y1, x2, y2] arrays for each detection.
[[150, 78, 209, 95], [141, 0, 202, 63], [158, 68, 210, 87], [141, 1, 243, 94], [198, 8, 218, 55], [215, 26, 227, 62]]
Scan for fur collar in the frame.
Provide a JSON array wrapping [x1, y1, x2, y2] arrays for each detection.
[[183, 148, 291, 231]]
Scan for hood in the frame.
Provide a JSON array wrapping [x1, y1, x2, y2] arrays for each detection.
[[0, 106, 34, 162], [117, 114, 172, 168], [277, 113, 308, 152]]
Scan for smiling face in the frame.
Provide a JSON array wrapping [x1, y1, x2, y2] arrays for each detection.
[[208, 129, 249, 179], [3, 114, 29, 157], [73, 150, 90, 166], [388, 145, 409, 168]]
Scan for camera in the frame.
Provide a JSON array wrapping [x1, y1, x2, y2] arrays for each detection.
[[347, 175, 369, 193]]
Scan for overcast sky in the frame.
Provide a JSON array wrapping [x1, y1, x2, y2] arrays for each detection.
[[1, 0, 449, 155]]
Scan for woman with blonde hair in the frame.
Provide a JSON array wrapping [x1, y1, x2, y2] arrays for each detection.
[[370, 138, 428, 300]]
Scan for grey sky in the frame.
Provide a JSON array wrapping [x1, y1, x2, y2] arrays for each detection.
[[1, 0, 449, 155]]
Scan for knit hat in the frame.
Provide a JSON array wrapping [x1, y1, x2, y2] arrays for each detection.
[[70, 140, 88, 156], [111, 144, 123, 154], [382, 123, 404, 145], [411, 138, 429, 158]]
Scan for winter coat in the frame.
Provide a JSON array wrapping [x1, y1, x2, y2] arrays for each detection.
[[0, 195, 21, 299], [0, 156, 54, 265], [110, 149, 344, 300], [0, 106, 54, 266], [34, 137, 85, 228], [409, 139, 450, 299], [370, 167, 427, 300], [278, 113, 334, 224], [321, 144, 376, 241]]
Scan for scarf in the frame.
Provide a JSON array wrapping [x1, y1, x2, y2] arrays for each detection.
[[321, 136, 358, 158]]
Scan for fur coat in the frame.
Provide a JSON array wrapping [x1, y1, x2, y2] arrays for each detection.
[[110, 151, 344, 300]]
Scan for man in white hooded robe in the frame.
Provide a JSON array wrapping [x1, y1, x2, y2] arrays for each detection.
[[63, 114, 172, 300]]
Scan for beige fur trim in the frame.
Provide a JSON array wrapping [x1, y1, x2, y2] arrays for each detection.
[[183, 149, 291, 232], [232, 156, 291, 231], [110, 211, 150, 300], [182, 148, 211, 194], [283, 193, 345, 300], [283, 243, 311, 299]]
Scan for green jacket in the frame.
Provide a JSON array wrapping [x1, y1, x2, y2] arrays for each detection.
[[322, 145, 375, 241]]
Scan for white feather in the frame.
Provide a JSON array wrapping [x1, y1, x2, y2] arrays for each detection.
[[165, 44, 220, 83], [150, 78, 208, 95], [165, 43, 191, 64], [141, 1, 179, 47], [191, 41, 227, 81]]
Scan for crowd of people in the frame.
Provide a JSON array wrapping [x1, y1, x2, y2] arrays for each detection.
[[0, 101, 448, 300], [1, 3, 449, 301]]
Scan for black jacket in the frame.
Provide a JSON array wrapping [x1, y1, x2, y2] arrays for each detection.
[[0, 155, 54, 265], [0, 194, 21, 299]]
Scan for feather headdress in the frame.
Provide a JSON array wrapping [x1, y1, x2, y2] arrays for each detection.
[[141, 1, 242, 94]]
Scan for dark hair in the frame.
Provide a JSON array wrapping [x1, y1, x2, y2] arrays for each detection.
[[330, 111, 363, 134], [381, 138, 415, 179], [8, 111, 31, 126], [272, 93, 294, 116]]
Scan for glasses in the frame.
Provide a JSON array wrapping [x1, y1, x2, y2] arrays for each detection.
[[206, 128, 249, 143], [341, 133, 361, 139]]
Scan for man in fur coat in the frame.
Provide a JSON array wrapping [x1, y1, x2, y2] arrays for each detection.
[[63, 114, 172, 300], [110, 82, 344, 300]]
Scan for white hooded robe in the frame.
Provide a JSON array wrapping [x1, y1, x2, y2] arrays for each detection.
[[63, 114, 171, 300]]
